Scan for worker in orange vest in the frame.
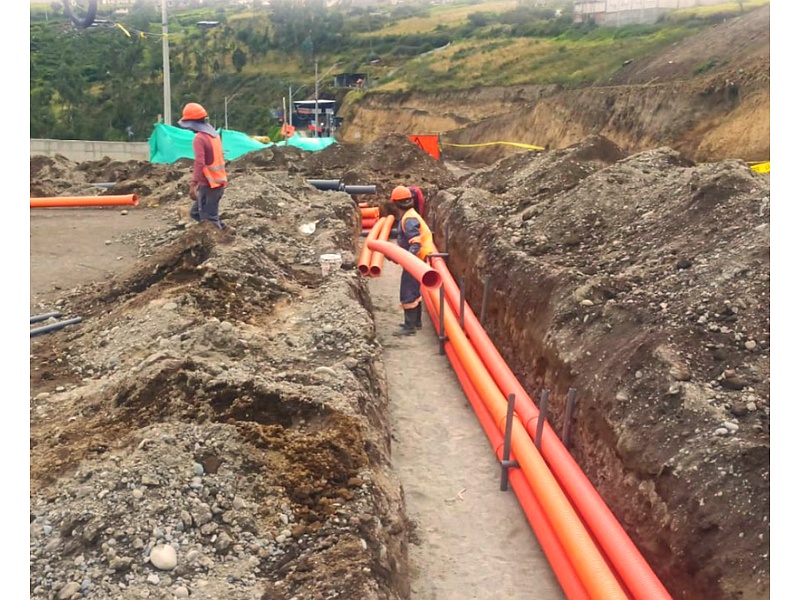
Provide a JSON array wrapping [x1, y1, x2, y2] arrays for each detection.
[[177, 102, 230, 231], [388, 185, 435, 335]]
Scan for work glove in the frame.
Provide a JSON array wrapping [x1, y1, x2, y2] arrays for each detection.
[[189, 181, 198, 201]]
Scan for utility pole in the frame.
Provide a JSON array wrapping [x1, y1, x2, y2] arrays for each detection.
[[224, 93, 241, 130], [161, 0, 172, 125], [314, 61, 319, 138]]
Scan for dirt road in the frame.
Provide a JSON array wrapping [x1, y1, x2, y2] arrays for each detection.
[[368, 257, 565, 600]]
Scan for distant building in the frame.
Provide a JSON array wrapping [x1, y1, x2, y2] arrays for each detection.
[[573, 0, 737, 26]]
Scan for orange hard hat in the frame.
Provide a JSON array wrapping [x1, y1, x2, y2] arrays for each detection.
[[390, 185, 413, 202], [181, 102, 208, 121]]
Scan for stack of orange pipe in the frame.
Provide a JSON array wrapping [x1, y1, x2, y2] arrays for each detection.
[[360, 205, 379, 230], [427, 251, 672, 600]]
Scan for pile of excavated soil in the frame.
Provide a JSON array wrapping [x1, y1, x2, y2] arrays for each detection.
[[30, 133, 769, 600]]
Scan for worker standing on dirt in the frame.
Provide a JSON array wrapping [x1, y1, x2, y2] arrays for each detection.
[[177, 102, 229, 231], [388, 185, 435, 336]]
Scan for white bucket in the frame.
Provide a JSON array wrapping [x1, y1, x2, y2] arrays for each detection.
[[320, 253, 342, 277]]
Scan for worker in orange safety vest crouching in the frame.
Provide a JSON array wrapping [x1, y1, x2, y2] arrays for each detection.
[[386, 185, 436, 336], [177, 102, 231, 232]]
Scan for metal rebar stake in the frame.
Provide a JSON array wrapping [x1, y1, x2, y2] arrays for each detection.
[[562, 388, 577, 447], [535, 389, 550, 452], [458, 277, 466, 331], [479, 275, 491, 326], [438, 283, 447, 356], [500, 393, 519, 491]]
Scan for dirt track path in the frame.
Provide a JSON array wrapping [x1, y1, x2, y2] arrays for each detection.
[[368, 257, 565, 600]]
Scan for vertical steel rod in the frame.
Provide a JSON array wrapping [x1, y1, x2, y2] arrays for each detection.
[[479, 275, 491, 326], [458, 277, 466, 330], [535, 389, 550, 452], [500, 393, 516, 492], [438, 283, 446, 356], [562, 388, 577, 447]]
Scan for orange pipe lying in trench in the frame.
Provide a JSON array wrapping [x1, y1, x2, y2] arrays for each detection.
[[358, 217, 386, 276], [420, 286, 592, 600], [360, 206, 380, 219], [429, 252, 672, 600], [367, 239, 441, 289], [362, 217, 377, 230], [368, 215, 395, 277], [31, 194, 139, 208], [424, 287, 629, 600]]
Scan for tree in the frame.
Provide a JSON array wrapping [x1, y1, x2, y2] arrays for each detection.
[[232, 48, 247, 73]]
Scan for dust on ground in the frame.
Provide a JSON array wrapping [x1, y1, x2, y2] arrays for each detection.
[[30, 130, 768, 600]]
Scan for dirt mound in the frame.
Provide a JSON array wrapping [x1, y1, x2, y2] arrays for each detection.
[[296, 133, 458, 197], [29, 131, 769, 599]]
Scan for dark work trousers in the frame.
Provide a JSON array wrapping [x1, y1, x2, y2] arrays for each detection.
[[400, 268, 422, 308], [191, 185, 226, 229]]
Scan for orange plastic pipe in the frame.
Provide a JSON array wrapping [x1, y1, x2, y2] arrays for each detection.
[[367, 239, 441, 290], [358, 217, 386, 276], [31, 194, 139, 208], [368, 215, 395, 277], [425, 287, 629, 600], [421, 286, 592, 600], [362, 217, 377, 229], [360, 206, 380, 219], [429, 251, 671, 600]]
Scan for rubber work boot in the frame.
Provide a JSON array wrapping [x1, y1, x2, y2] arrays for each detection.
[[414, 304, 423, 329], [393, 309, 417, 336]]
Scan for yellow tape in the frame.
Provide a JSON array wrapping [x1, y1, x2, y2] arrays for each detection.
[[442, 141, 545, 151], [749, 161, 770, 173]]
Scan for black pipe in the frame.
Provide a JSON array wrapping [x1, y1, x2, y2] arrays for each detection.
[[342, 185, 377, 195], [30, 311, 63, 324], [307, 179, 342, 191], [30, 317, 82, 338]]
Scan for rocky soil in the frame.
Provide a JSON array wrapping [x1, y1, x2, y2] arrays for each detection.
[[30, 127, 768, 600]]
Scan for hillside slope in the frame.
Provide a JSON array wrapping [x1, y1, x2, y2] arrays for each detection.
[[340, 4, 769, 166]]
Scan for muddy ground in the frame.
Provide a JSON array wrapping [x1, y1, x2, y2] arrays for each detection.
[[29, 133, 768, 600]]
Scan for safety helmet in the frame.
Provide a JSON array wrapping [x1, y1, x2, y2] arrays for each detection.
[[181, 102, 208, 121], [390, 185, 413, 202]]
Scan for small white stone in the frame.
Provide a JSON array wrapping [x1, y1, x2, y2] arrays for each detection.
[[149, 544, 177, 571]]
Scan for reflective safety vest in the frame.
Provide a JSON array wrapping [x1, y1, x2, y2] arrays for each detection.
[[401, 208, 435, 261], [200, 132, 228, 188]]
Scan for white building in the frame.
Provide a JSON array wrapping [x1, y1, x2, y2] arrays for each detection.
[[573, 0, 739, 26]]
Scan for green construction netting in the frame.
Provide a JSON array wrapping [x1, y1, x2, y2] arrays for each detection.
[[148, 123, 336, 164]]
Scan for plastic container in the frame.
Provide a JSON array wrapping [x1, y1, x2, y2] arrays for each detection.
[[320, 253, 342, 277]]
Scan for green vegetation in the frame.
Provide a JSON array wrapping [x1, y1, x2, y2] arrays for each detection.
[[29, 0, 767, 141]]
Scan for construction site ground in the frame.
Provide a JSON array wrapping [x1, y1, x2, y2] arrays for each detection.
[[27, 128, 770, 600]]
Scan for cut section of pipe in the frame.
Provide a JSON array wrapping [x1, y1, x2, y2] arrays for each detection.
[[358, 217, 386, 276], [368, 215, 395, 277], [31, 195, 139, 208]]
